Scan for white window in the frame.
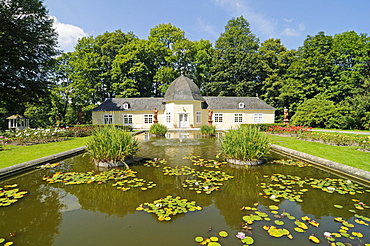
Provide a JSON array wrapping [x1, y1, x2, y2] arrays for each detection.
[[123, 114, 133, 125], [144, 114, 153, 124], [253, 113, 263, 123], [103, 114, 113, 124], [234, 113, 243, 123], [123, 103, 129, 110], [239, 102, 245, 108], [214, 113, 223, 123], [166, 112, 171, 123], [196, 111, 201, 124]]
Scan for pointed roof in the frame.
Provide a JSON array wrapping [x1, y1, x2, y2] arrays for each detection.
[[163, 75, 204, 102]]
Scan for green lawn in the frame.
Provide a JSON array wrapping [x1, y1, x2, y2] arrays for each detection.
[[0, 137, 90, 168], [268, 134, 370, 171]]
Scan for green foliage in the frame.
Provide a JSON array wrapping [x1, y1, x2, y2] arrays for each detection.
[[0, 0, 59, 113], [219, 126, 270, 161], [149, 124, 167, 135], [205, 16, 260, 96], [291, 98, 337, 128], [200, 125, 216, 135], [86, 127, 139, 163]]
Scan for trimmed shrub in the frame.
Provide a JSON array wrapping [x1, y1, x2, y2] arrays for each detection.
[[86, 126, 139, 163], [149, 123, 167, 135], [200, 125, 216, 136], [218, 125, 270, 161]]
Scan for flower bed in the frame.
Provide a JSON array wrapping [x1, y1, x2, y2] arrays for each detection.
[[266, 125, 370, 151], [0, 125, 105, 146]]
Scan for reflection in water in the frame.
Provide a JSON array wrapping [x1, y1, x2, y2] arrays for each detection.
[[0, 133, 369, 246]]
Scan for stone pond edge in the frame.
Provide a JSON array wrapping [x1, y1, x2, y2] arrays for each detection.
[[271, 144, 370, 183]]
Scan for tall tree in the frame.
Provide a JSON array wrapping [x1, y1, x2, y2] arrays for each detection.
[[0, 0, 59, 112], [205, 16, 260, 97], [258, 38, 296, 110], [67, 30, 136, 105], [278, 32, 334, 112]]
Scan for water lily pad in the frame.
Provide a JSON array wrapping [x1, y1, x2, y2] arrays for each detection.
[[270, 229, 285, 237], [294, 227, 305, 233], [208, 242, 221, 246], [195, 236, 203, 242], [269, 205, 279, 210], [308, 234, 320, 243], [274, 220, 284, 226], [352, 231, 363, 238], [219, 231, 228, 238], [241, 236, 254, 244]]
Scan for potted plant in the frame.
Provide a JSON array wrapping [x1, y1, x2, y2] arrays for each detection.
[[218, 125, 270, 166], [86, 126, 139, 167]]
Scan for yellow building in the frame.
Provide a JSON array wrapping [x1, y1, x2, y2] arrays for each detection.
[[92, 76, 275, 129]]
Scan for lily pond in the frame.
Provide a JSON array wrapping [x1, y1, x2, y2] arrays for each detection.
[[1, 132, 370, 246]]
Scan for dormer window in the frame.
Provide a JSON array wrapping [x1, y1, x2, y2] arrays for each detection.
[[238, 102, 245, 108], [123, 102, 129, 110]]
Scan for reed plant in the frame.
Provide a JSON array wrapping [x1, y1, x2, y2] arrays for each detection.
[[149, 123, 167, 135], [200, 125, 216, 136], [219, 125, 270, 161], [86, 126, 139, 163]]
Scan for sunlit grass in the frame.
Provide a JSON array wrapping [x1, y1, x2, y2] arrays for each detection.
[[0, 137, 90, 168], [268, 134, 370, 171]]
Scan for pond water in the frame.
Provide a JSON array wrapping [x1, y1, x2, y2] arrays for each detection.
[[1, 133, 370, 246]]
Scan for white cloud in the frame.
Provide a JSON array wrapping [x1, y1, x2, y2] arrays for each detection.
[[283, 18, 294, 23], [51, 16, 87, 52], [211, 0, 276, 38], [197, 17, 218, 37], [281, 28, 300, 37]]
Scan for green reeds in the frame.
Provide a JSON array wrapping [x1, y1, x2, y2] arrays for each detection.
[[200, 125, 216, 136], [219, 125, 270, 161], [86, 126, 139, 163], [149, 123, 168, 135]]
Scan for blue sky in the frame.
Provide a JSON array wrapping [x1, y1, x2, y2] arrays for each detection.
[[43, 0, 370, 52]]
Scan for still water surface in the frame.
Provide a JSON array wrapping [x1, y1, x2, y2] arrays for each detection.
[[0, 133, 369, 246]]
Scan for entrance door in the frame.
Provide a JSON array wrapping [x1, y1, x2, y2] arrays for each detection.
[[178, 113, 189, 128]]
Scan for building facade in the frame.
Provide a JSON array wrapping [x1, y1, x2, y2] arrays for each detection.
[[92, 76, 275, 129]]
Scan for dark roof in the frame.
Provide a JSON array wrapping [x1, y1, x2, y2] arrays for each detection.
[[203, 97, 276, 110], [163, 75, 204, 102], [91, 98, 165, 111]]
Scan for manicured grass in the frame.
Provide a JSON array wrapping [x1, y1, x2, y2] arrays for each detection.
[[0, 137, 90, 168], [268, 134, 370, 171]]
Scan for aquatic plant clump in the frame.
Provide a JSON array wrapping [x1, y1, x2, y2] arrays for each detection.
[[43, 169, 138, 185], [200, 125, 216, 136], [162, 166, 196, 176], [86, 126, 139, 163], [136, 195, 202, 221], [149, 123, 168, 135], [112, 179, 157, 191], [218, 125, 270, 161], [144, 158, 167, 167], [239, 203, 370, 245], [0, 184, 27, 207]]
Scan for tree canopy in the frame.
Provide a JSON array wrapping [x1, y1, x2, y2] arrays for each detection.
[[0, 0, 59, 113], [1, 2, 369, 130]]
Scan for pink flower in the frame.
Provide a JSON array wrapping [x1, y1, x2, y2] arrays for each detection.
[[236, 232, 246, 239]]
